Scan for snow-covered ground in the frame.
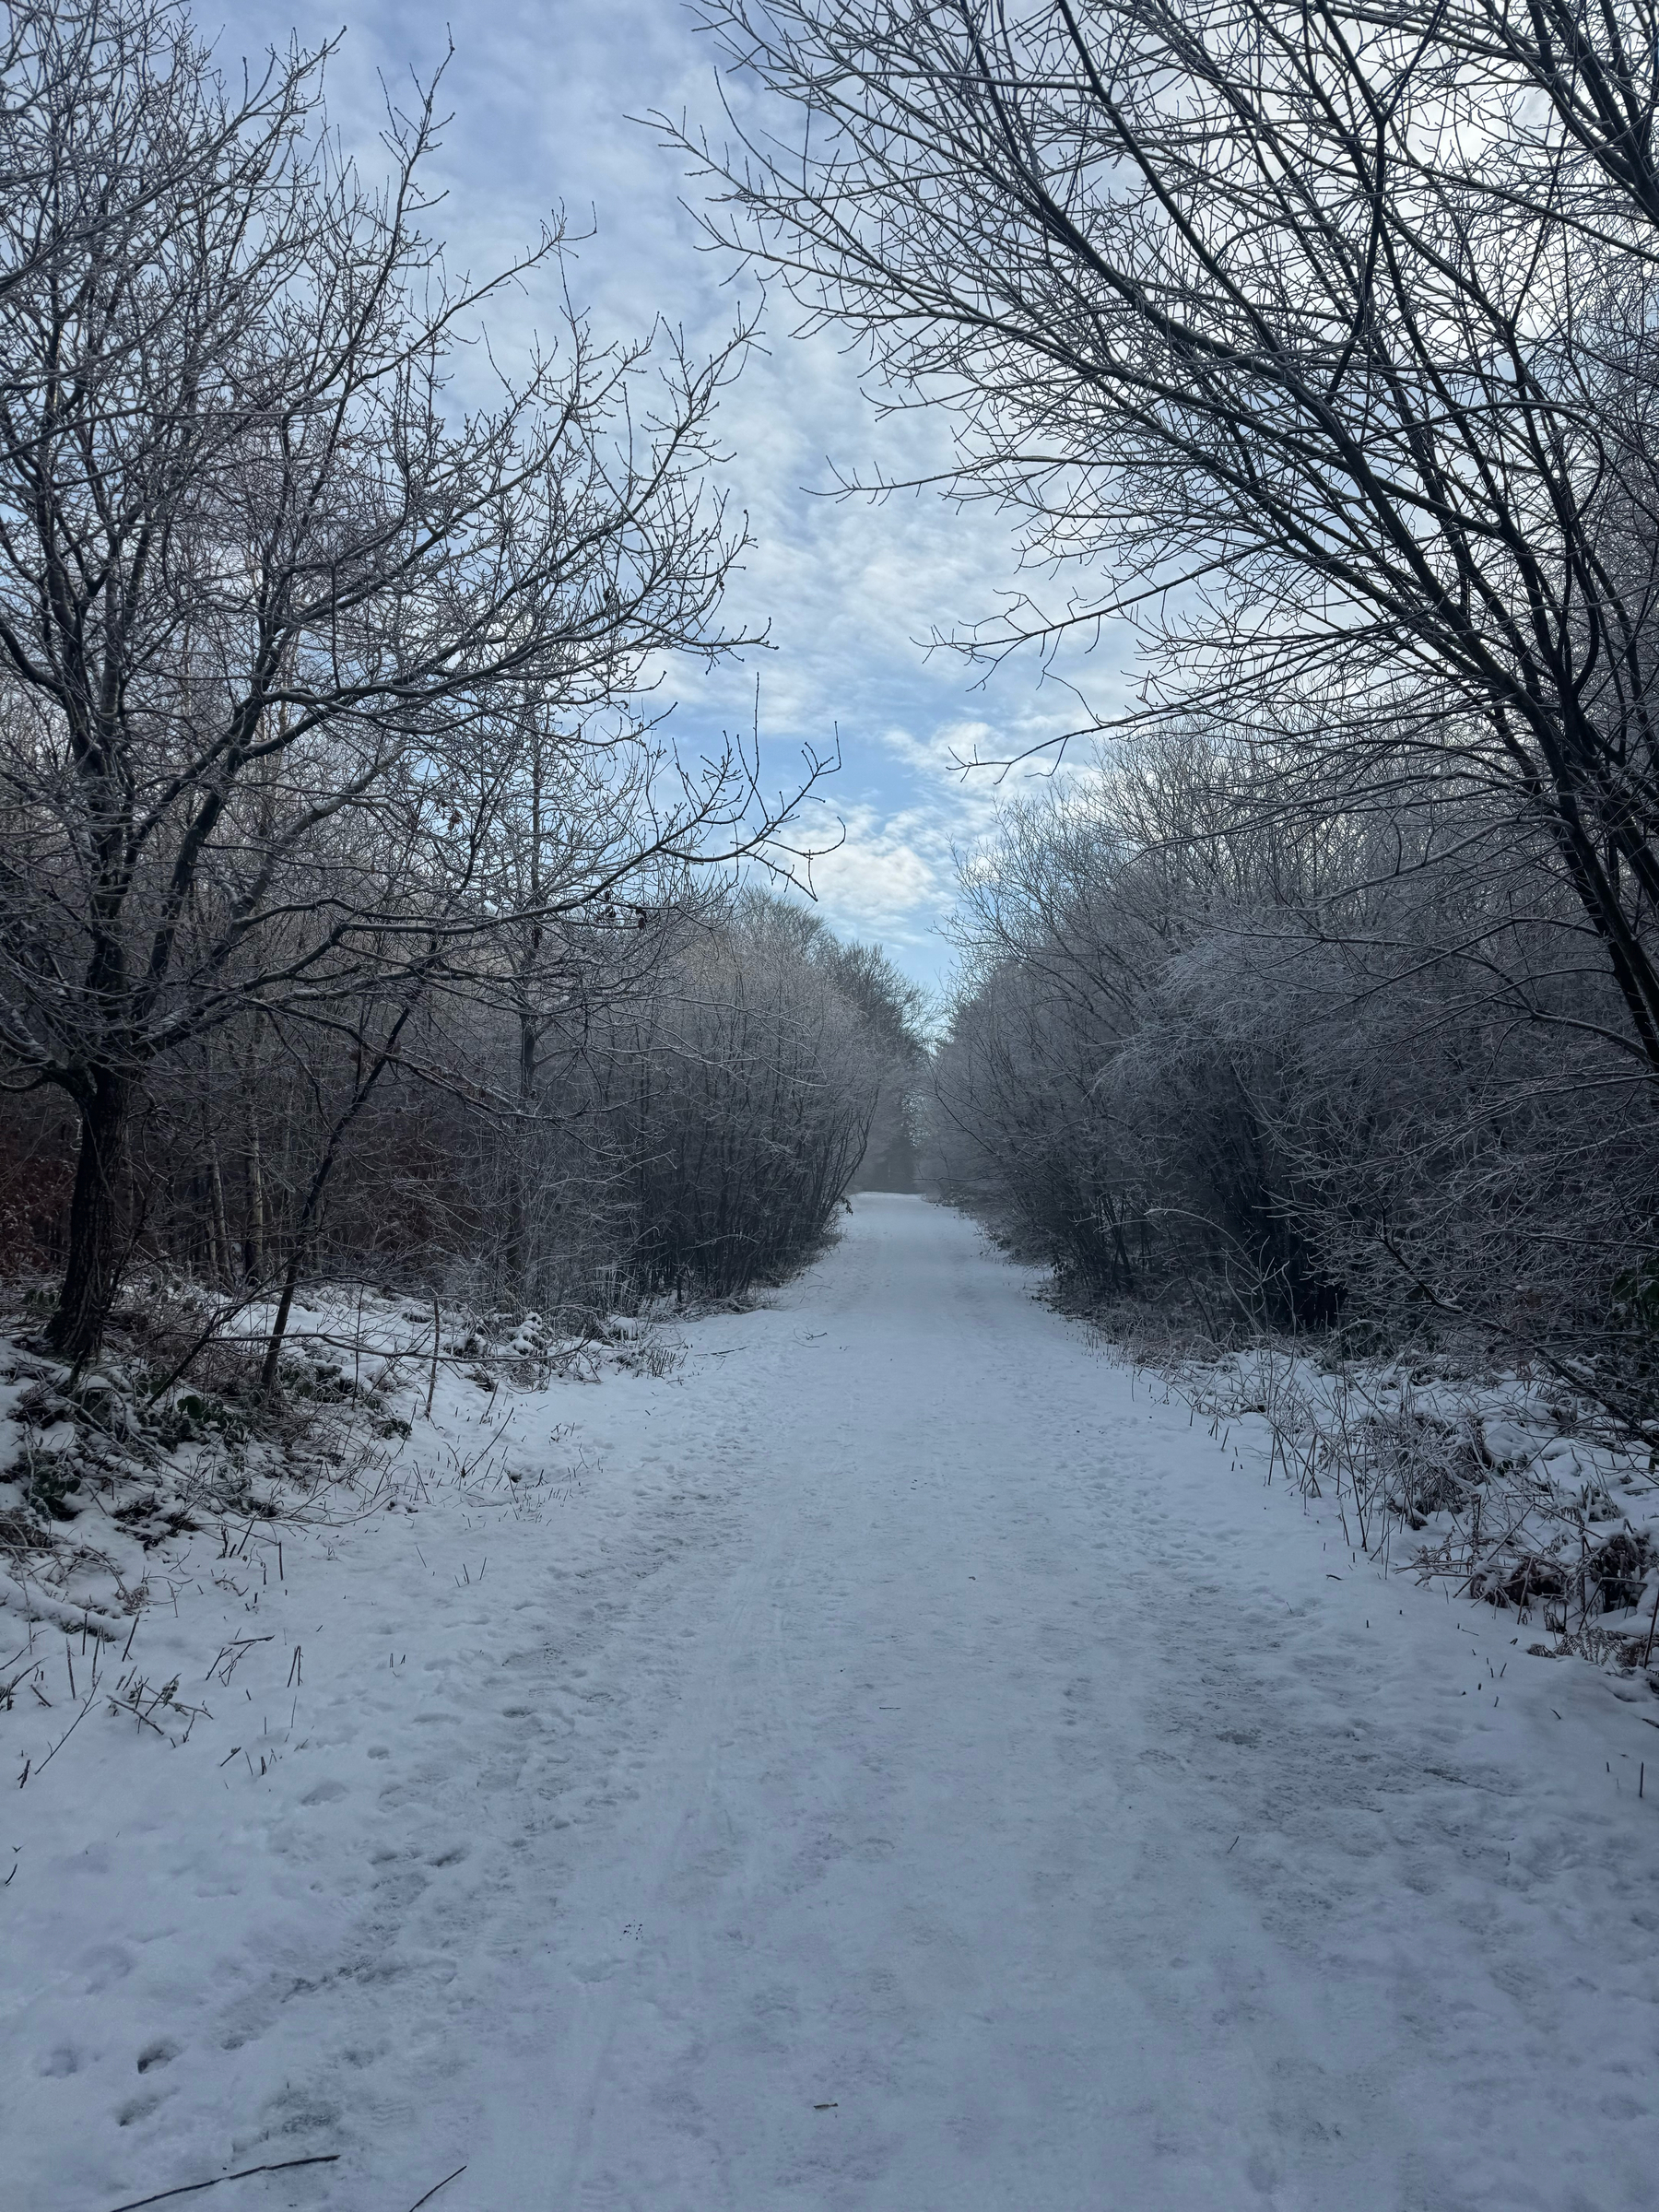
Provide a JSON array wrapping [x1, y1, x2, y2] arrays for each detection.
[[5, 1195, 1659, 2212]]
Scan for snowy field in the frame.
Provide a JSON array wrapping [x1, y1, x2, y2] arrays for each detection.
[[5, 1194, 1659, 2212]]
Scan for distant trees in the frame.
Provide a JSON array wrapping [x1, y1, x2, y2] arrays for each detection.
[[0, 2, 916, 1358], [618, 895, 922, 1295], [0, 880, 921, 1326]]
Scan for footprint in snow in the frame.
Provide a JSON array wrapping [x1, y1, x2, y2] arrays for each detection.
[[78, 1943, 134, 1992]]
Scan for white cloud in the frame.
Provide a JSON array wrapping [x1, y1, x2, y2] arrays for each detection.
[[806, 809, 943, 934]]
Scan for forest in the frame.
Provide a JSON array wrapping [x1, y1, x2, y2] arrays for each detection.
[[5, 0, 1656, 1429]]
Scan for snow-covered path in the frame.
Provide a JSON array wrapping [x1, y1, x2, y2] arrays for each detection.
[[8, 1196, 1659, 2211]]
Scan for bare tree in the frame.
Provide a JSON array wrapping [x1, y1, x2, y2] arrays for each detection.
[[667, 0, 1659, 1075], [0, 3, 818, 1359]]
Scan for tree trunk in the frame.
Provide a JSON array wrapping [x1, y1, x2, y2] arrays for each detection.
[[258, 1249, 305, 1399], [242, 1069, 265, 1282], [508, 998, 539, 1297], [259, 989, 424, 1396], [206, 1121, 231, 1288], [48, 1069, 133, 1364]]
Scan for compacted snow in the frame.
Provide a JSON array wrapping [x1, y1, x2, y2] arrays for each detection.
[[6, 1195, 1659, 2212]]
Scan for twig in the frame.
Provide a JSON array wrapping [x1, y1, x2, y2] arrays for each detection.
[[406, 2166, 467, 2212], [142, 1281, 282, 1407], [26, 1686, 98, 1783], [204, 1635, 272, 1684], [100, 2152, 340, 2211]]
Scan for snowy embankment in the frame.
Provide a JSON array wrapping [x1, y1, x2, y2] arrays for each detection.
[[0, 1287, 680, 1657], [1142, 1339, 1659, 1673], [5, 1196, 1658, 2212]]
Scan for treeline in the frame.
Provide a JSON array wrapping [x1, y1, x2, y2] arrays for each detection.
[[3, 886, 920, 1328], [665, 0, 1659, 1414], [0, 3, 918, 1359], [931, 732, 1654, 1390]]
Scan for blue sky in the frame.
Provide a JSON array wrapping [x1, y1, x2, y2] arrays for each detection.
[[209, 0, 1132, 988]]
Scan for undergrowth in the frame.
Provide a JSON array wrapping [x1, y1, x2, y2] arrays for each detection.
[[1100, 1310, 1659, 1686], [0, 1277, 692, 1646]]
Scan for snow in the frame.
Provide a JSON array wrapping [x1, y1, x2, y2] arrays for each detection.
[[1156, 1341, 1659, 1657], [5, 1194, 1659, 2211]]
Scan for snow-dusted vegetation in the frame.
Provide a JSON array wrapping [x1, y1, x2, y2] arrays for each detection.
[[924, 741, 1659, 1673], [7, 0, 1659, 2204]]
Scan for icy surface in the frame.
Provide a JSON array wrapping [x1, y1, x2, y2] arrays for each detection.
[[5, 1195, 1659, 2210]]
